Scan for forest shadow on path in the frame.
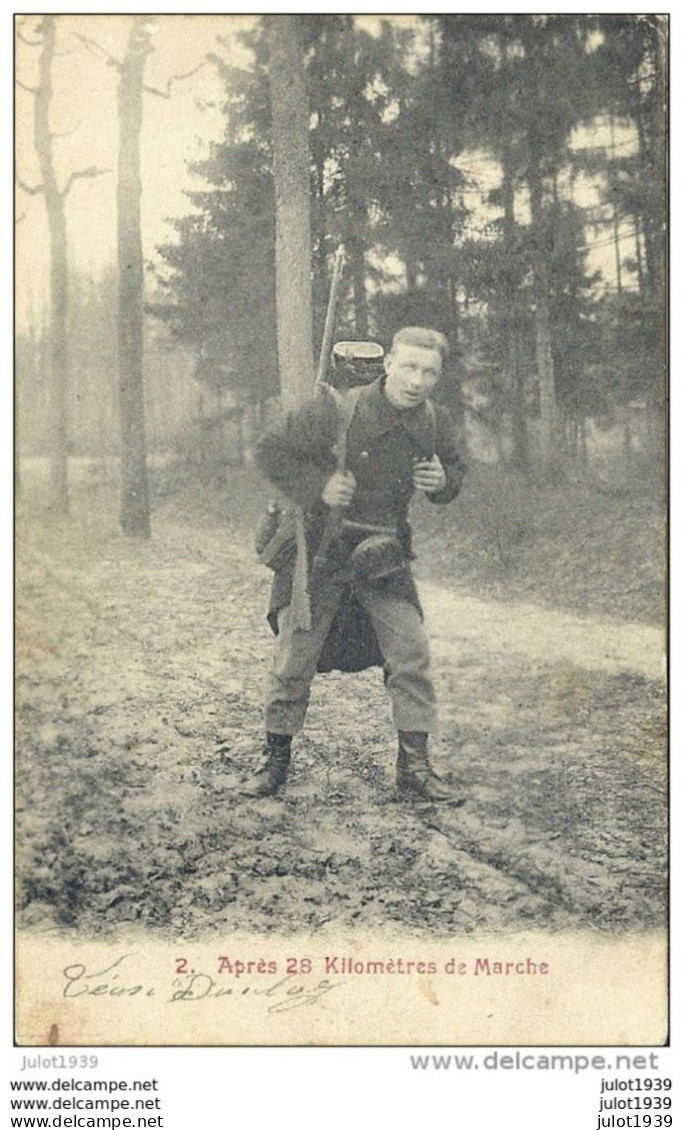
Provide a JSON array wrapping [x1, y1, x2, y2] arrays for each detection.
[[16, 506, 667, 940]]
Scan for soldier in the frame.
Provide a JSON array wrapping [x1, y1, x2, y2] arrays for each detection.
[[243, 325, 466, 801]]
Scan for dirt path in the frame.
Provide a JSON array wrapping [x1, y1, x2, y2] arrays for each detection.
[[16, 516, 667, 940], [420, 581, 665, 680]]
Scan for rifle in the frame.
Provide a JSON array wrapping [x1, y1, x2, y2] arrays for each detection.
[[288, 245, 346, 629], [315, 245, 346, 386]]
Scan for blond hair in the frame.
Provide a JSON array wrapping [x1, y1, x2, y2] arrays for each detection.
[[390, 326, 449, 361]]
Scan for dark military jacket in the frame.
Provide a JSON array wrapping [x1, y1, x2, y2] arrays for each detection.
[[256, 376, 466, 672]]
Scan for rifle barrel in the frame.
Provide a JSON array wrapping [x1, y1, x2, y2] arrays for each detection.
[[315, 245, 345, 385]]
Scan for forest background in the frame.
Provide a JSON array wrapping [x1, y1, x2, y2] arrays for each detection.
[[14, 15, 668, 944], [16, 14, 666, 526]]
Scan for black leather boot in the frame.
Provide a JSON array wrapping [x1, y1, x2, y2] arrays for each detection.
[[240, 733, 292, 798], [396, 731, 466, 804]]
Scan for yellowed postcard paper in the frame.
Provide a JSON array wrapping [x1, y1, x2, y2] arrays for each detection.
[[15, 13, 667, 1047]]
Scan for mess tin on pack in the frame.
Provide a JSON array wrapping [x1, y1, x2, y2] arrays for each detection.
[[330, 340, 384, 389]]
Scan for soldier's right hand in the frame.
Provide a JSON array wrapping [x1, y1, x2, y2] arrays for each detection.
[[322, 470, 357, 508]]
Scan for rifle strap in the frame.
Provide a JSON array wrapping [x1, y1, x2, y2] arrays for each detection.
[[288, 386, 362, 633], [290, 390, 436, 630], [313, 390, 438, 571], [312, 385, 364, 571], [424, 397, 437, 454], [289, 506, 312, 632]]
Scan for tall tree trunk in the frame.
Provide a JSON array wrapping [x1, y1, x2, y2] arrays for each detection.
[[501, 151, 528, 473], [266, 15, 315, 411], [348, 235, 368, 338], [649, 18, 667, 307], [633, 212, 646, 296], [527, 147, 559, 471], [117, 17, 151, 537], [649, 17, 667, 416], [532, 261, 558, 468], [609, 113, 623, 296], [632, 18, 667, 467], [34, 17, 69, 512], [632, 70, 659, 299], [509, 327, 528, 473]]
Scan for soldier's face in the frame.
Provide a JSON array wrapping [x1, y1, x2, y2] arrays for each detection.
[[384, 343, 443, 410]]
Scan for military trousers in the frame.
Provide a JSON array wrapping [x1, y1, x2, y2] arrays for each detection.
[[264, 575, 438, 736]]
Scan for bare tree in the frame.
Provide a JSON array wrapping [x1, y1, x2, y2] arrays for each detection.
[[70, 20, 212, 536], [265, 16, 315, 411], [17, 16, 109, 512], [117, 17, 153, 537]]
